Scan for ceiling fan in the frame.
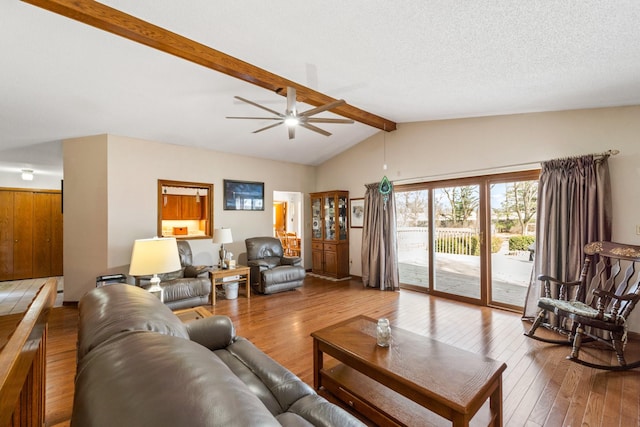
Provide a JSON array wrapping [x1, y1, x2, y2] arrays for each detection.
[[226, 87, 354, 139]]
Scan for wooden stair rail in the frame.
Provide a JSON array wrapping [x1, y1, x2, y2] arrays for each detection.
[[0, 279, 57, 426]]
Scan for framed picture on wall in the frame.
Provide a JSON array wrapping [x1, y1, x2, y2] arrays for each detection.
[[223, 179, 265, 211], [350, 198, 364, 228]]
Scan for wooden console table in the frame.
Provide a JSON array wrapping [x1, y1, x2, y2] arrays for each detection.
[[208, 266, 250, 305], [311, 315, 507, 426]]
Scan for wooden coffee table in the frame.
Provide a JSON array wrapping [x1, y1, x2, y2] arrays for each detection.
[[173, 306, 212, 322], [311, 315, 507, 426]]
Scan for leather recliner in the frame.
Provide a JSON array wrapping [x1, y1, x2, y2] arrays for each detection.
[[245, 237, 306, 294], [135, 240, 211, 309]]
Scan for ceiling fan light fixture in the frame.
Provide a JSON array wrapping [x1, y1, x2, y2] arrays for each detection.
[[227, 86, 352, 139], [284, 115, 300, 127]]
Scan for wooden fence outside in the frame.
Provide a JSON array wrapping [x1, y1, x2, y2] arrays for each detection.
[[397, 227, 478, 256]]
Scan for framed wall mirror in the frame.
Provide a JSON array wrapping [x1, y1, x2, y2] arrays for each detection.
[[157, 179, 214, 239]]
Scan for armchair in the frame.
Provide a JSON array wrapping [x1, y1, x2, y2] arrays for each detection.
[[526, 241, 640, 370], [135, 240, 212, 310], [245, 237, 306, 294]]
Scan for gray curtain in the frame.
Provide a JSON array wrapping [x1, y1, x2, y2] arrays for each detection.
[[522, 154, 612, 319], [361, 182, 400, 290]]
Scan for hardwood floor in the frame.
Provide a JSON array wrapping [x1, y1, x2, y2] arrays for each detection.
[[0, 277, 64, 315], [44, 276, 640, 426]]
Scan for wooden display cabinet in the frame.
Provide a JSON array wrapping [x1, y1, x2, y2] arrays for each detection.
[[310, 191, 349, 279]]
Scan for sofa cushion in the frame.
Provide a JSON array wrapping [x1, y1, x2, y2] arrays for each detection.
[[214, 346, 283, 416], [263, 265, 306, 285], [276, 412, 315, 427], [224, 337, 315, 412], [73, 331, 281, 427], [77, 284, 189, 361], [288, 394, 366, 427], [161, 277, 211, 301]]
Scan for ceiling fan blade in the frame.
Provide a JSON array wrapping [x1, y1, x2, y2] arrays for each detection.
[[305, 118, 355, 124], [253, 122, 284, 134], [235, 96, 284, 117], [299, 99, 346, 117], [287, 87, 297, 115], [288, 125, 295, 140], [300, 122, 332, 137], [226, 116, 283, 120]]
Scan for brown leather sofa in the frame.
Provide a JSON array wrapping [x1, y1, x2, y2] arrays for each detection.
[[73, 284, 364, 427], [135, 240, 211, 309], [245, 236, 306, 294]]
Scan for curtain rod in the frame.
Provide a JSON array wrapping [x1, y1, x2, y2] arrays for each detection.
[[393, 149, 620, 185]]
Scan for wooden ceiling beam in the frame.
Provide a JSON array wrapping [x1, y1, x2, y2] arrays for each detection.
[[21, 0, 397, 132]]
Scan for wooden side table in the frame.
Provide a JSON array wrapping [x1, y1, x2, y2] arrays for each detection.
[[208, 265, 251, 305]]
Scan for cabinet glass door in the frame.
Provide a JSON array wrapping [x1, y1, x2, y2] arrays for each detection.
[[338, 195, 348, 240], [324, 195, 336, 241], [311, 197, 322, 239]]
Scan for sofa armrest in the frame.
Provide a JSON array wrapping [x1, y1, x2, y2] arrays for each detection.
[[281, 256, 301, 266], [184, 265, 211, 278], [247, 260, 270, 268], [186, 315, 236, 350]]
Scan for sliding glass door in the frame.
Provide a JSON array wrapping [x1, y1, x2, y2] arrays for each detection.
[[433, 184, 482, 301], [396, 189, 429, 289], [488, 178, 538, 308], [395, 170, 539, 310]]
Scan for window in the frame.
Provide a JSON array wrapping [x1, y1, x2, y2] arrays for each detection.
[[157, 179, 213, 239]]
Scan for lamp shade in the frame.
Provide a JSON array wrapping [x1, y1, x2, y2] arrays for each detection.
[[212, 228, 233, 244], [129, 237, 181, 276]]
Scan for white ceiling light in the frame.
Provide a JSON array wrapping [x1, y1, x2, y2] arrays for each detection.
[[21, 169, 34, 181], [284, 115, 300, 127]]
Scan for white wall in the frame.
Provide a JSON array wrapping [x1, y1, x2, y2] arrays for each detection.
[[63, 134, 316, 302], [0, 173, 62, 190], [62, 135, 109, 301], [316, 105, 640, 330]]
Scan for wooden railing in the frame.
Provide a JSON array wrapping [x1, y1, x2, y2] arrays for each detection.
[[0, 278, 56, 427], [397, 227, 478, 256]]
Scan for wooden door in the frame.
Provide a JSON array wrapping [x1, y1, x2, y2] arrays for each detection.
[[33, 193, 53, 278], [311, 243, 324, 274], [273, 202, 285, 235], [0, 191, 14, 280], [51, 193, 63, 276], [13, 192, 33, 280], [323, 244, 338, 276], [32, 193, 62, 278], [162, 195, 181, 219], [181, 195, 202, 219]]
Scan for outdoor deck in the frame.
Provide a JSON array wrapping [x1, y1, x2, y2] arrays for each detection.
[[399, 246, 532, 307]]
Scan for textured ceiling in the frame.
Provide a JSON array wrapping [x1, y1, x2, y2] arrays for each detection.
[[2, 1, 640, 177]]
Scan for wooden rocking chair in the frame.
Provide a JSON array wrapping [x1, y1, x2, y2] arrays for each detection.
[[526, 241, 640, 370]]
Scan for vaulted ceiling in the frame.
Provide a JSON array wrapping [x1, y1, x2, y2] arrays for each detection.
[[2, 1, 640, 177]]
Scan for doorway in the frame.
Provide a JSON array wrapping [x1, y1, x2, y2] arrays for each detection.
[[395, 170, 539, 310], [273, 191, 303, 260]]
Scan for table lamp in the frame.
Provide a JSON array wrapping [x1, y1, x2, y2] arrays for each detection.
[[212, 228, 233, 269], [129, 237, 181, 301]]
